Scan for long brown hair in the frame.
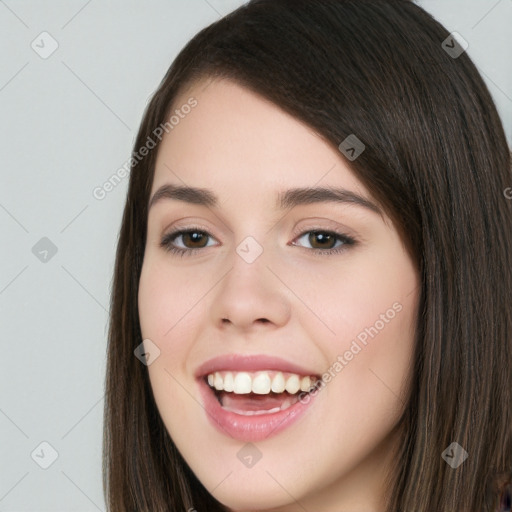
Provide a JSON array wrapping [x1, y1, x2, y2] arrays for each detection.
[[103, 1, 512, 510]]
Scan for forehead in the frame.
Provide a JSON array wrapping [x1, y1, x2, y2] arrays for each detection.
[[152, 77, 368, 200]]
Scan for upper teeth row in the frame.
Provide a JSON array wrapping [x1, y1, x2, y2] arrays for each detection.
[[207, 371, 316, 395]]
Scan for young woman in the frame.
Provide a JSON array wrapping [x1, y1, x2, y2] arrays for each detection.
[[103, 1, 512, 510]]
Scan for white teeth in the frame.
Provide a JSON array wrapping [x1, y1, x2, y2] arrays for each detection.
[[233, 372, 252, 394], [280, 397, 294, 410], [206, 370, 316, 395], [252, 373, 271, 394], [214, 372, 223, 391], [285, 374, 300, 394], [271, 372, 286, 393], [300, 376, 311, 392], [223, 372, 234, 392]]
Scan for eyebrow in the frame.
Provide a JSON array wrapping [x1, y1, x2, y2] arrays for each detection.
[[148, 184, 382, 214]]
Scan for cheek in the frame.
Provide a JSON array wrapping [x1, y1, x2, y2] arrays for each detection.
[[296, 239, 418, 404], [138, 260, 194, 403], [321, 254, 418, 424], [138, 257, 209, 349], [138, 259, 206, 435], [138, 259, 163, 336], [333, 302, 416, 414]]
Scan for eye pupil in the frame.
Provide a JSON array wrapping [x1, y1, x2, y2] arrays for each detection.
[[184, 231, 208, 247], [309, 231, 335, 249]]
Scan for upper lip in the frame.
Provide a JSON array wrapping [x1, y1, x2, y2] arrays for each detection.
[[194, 354, 320, 379]]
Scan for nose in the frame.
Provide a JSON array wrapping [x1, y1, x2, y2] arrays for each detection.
[[209, 246, 291, 333]]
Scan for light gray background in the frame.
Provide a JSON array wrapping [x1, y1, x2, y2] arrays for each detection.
[[1, 1, 510, 510]]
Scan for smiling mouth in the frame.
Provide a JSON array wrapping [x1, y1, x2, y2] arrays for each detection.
[[205, 370, 319, 416]]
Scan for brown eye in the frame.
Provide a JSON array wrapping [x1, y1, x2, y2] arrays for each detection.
[[179, 231, 209, 248], [292, 229, 356, 256], [160, 229, 217, 256], [160, 227, 356, 258], [307, 231, 337, 249]]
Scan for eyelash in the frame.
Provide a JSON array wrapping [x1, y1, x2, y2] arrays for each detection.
[[159, 225, 357, 257]]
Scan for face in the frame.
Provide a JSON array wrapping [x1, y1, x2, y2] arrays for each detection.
[[138, 77, 420, 511]]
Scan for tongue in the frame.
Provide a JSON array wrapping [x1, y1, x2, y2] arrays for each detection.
[[219, 391, 294, 413]]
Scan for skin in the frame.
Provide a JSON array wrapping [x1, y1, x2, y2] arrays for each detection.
[[138, 77, 420, 511]]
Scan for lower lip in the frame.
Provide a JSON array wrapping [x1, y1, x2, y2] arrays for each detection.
[[198, 377, 317, 442]]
